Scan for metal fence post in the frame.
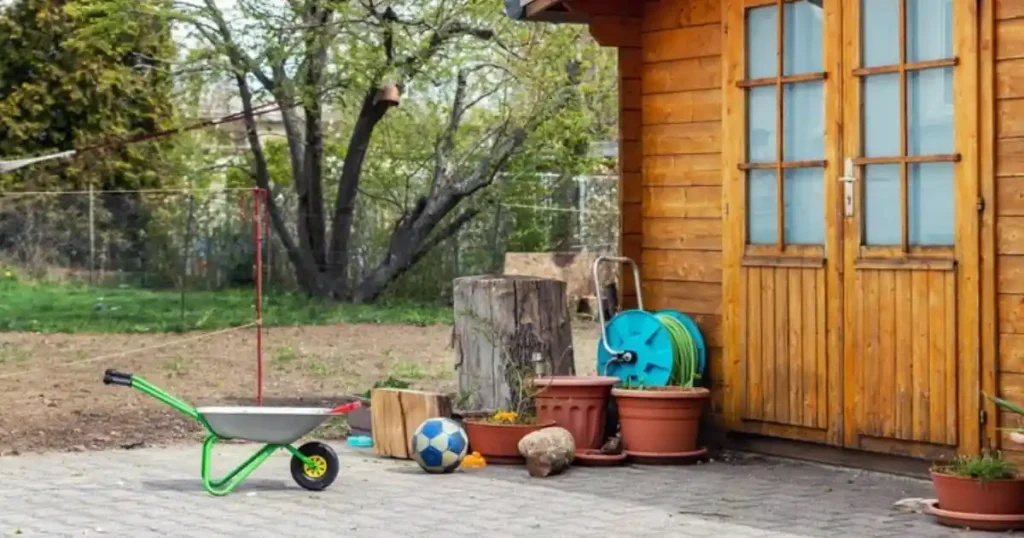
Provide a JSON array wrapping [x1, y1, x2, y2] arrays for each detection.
[[88, 185, 95, 285]]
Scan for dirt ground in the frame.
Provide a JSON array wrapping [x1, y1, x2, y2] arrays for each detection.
[[0, 323, 600, 455]]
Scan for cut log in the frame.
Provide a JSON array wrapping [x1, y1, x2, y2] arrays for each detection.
[[453, 275, 575, 412], [371, 388, 453, 459]]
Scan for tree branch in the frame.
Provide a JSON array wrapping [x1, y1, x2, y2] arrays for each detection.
[[409, 206, 480, 266], [392, 20, 496, 85]]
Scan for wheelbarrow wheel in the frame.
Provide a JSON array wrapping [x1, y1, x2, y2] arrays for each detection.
[[290, 441, 339, 491]]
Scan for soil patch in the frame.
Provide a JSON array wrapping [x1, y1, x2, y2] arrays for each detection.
[[0, 322, 600, 454]]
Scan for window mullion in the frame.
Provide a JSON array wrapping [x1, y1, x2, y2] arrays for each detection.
[[775, 0, 785, 251], [898, 0, 909, 252]]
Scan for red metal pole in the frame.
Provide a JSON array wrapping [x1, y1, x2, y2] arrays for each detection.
[[253, 187, 264, 405]]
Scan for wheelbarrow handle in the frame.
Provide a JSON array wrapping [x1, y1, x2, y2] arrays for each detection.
[[329, 401, 362, 415], [103, 369, 133, 387]]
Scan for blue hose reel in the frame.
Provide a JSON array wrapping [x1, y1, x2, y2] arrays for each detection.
[[594, 256, 707, 388]]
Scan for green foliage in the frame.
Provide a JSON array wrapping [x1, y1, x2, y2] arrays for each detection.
[[361, 376, 411, 399], [0, 279, 451, 333], [940, 452, 1017, 481], [0, 0, 178, 191], [987, 391, 1024, 417]]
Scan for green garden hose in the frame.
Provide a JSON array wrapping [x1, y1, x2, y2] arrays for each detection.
[[656, 313, 700, 388]]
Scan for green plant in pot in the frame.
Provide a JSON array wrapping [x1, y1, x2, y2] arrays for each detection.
[[462, 328, 554, 464], [925, 393, 1024, 531]]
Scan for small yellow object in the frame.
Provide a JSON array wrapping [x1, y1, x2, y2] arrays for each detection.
[[490, 411, 518, 424], [460, 451, 487, 468], [2, 271, 11, 278]]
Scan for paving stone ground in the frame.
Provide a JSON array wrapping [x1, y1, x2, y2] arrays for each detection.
[[0, 444, 994, 537]]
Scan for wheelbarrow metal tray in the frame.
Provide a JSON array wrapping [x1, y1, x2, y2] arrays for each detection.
[[197, 406, 333, 444]]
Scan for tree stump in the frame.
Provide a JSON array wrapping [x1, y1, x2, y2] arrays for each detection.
[[453, 275, 575, 412], [371, 388, 452, 459]]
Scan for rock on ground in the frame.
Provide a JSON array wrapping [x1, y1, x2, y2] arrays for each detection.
[[518, 426, 575, 478]]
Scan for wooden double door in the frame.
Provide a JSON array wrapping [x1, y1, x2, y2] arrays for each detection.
[[723, 0, 980, 458]]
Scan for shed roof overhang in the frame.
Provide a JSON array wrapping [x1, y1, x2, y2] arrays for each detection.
[[505, 0, 643, 47], [505, 0, 641, 23], [504, 0, 588, 24]]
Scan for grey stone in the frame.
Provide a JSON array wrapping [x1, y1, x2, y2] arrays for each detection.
[[517, 425, 575, 478]]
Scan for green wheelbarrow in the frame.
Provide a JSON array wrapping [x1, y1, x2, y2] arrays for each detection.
[[102, 369, 362, 496]]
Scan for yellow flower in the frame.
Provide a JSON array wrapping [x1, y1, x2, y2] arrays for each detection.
[[490, 411, 519, 424], [3, 271, 11, 278]]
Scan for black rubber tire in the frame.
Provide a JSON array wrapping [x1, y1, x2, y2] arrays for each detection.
[[289, 441, 339, 491]]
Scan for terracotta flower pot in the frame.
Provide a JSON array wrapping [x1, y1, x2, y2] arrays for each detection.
[[612, 386, 709, 455], [931, 470, 1024, 515], [533, 376, 619, 450], [463, 419, 555, 464]]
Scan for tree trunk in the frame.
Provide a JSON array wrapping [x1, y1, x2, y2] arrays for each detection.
[[327, 90, 391, 298], [452, 275, 575, 412]]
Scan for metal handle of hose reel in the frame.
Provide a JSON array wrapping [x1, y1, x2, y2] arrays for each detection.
[[593, 255, 642, 360]]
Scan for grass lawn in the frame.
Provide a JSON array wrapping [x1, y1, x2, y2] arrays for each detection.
[[0, 279, 452, 333]]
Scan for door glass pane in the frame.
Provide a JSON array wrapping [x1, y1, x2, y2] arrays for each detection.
[[747, 85, 776, 163], [863, 164, 901, 246], [784, 168, 824, 244], [908, 67, 954, 155], [783, 1, 823, 75], [783, 81, 824, 161], [748, 169, 777, 245], [909, 162, 954, 246], [746, 6, 777, 79], [863, 73, 900, 158], [907, 0, 953, 63], [861, 0, 899, 68]]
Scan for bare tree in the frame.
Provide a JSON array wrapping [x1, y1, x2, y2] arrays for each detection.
[[157, 0, 593, 302]]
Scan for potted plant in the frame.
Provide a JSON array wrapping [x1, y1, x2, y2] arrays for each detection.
[[928, 452, 1024, 530], [463, 409, 554, 464], [462, 332, 555, 464], [924, 392, 1024, 531], [611, 378, 709, 462]]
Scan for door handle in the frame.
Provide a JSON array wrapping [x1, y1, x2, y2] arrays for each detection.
[[840, 158, 856, 217]]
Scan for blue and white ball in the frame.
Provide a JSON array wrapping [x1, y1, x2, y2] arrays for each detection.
[[411, 417, 468, 474]]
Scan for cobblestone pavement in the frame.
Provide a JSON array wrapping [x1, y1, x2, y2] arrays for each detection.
[[0, 444, 992, 537]]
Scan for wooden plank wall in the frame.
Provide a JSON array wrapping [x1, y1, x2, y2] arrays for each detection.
[[638, 0, 726, 415], [741, 267, 828, 430], [619, 27, 643, 311], [996, 0, 1024, 457], [853, 270, 958, 446]]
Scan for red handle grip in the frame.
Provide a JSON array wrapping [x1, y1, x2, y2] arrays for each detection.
[[330, 401, 362, 415]]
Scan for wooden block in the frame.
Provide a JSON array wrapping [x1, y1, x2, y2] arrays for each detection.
[[370, 388, 452, 459]]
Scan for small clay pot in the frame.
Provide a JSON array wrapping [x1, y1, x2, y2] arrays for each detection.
[[463, 419, 555, 464], [612, 386, 709, 455], [533, 376, 619, 450], [930, 470, 1024, 515]]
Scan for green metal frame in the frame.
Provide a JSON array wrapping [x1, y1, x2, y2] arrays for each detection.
[[128, 375, 317, 496]]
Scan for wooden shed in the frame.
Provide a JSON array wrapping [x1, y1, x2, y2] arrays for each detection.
[[508, 0, 1024, 465]]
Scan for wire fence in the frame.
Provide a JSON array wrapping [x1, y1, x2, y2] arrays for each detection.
[[0, 174, 620, 307]]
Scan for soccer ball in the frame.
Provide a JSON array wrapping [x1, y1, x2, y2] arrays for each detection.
[[410, 417, 468, 474]]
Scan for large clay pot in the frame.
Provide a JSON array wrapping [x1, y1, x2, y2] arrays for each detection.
[[929, 470, 1024, 531], [533, 376, 619, 450], [463, 419, 555, 464], [931, 470, 1024, 514], [612, 387, 709, 455]]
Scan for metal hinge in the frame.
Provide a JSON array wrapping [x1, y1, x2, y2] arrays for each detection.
[[980, 408, 988, 426], [978, 197, 986, 214]]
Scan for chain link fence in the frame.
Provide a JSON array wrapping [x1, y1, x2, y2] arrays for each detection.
[[0, 173, 619, 304]]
